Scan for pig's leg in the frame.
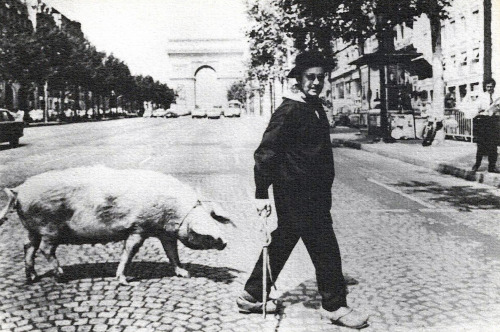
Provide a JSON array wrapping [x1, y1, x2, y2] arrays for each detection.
[[158, 234, 190, 278], [39, 238, 64, 281], [24, 232, 41, 284], [115, 233, 145, 285]]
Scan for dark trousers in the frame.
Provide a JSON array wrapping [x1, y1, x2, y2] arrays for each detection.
[[475, 143, 498, 170], [244, 184, 347, 311]]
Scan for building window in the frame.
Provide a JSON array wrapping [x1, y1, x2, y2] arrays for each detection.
[[472, 9, 480, 26], [460, 15, 466, 32], [337, 83, 345, 99], [459, 84, 467, 101], [472, 48, 480, 63], [450, 54, 456, 67], [470, 82, 480, 100], [442, 57, 447, 71], [346, 82, 351, 96], [460, 51, 467, 66], [449, 20, 456, 40]]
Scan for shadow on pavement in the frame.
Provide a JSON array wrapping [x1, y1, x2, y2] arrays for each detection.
[[393, 180, 500, 210], [54, 261, 240, 284], [272, 279, 322, 330]]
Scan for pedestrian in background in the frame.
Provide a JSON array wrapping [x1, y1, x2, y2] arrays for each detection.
[[236, 51, 369, 329], [468, 78, 500, 173]]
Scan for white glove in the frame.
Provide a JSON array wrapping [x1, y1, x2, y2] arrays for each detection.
[[255, 198, 272, 217]]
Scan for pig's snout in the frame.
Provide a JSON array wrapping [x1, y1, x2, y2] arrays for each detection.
[[185, 232, 227, 250]]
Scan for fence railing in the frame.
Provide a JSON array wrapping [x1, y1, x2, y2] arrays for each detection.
[[443, 109, 474, 142]]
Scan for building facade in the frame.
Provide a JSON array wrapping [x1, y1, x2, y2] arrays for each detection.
[[329, 0, 490, 127]]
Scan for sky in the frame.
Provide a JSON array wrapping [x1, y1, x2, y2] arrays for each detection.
[[43, 0, 248, 83]]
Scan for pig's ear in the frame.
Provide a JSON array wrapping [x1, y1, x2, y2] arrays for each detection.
[[209, 203, 235, 227]]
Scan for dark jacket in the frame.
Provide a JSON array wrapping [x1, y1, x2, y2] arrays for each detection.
[[254, 95, 335, 199], [474, 115, 500, 146]]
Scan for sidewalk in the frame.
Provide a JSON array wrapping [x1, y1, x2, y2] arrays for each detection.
[[25, 117, 124, 128], [331, 129, 500, 188]]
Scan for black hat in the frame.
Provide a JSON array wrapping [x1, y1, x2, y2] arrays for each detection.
[[287, 51, 334, 78]]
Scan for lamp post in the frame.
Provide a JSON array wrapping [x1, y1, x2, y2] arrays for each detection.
[[375, 12, 395, 142]]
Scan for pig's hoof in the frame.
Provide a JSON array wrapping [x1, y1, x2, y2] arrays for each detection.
[[175, 267, 190, 278], [117, 276, 131, 285], [55, 273, 69, 283], [25, 272, 38, 284]]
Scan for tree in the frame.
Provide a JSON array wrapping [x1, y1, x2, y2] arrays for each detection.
[[246, 0, 451, 137], [227, 80, 247, 105], [0, 9, 175, 119]]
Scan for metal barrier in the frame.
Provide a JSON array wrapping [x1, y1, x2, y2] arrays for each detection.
[[444, 109, 474, 142]]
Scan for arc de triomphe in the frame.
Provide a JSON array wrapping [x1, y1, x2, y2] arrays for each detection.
[[166, 38, 246, 110]]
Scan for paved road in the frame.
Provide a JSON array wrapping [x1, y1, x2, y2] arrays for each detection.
[[0, 116, 499, 332]]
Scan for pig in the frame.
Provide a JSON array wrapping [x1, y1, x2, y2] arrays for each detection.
[[0, 166, 231, 285]]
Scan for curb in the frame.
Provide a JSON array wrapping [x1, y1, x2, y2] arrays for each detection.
[[332, 138, 500, 188]]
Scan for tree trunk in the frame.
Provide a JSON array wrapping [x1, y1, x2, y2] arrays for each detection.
[[43, 81, 48, 123], [259, 89, 263, 116], [269, 81, 274, 114], [429, 14, 445, 120]]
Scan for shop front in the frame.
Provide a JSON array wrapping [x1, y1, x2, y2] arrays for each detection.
[[350, 49, 432, 140]]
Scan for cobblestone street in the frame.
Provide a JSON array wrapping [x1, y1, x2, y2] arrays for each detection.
[[0, 117, 499, 331]]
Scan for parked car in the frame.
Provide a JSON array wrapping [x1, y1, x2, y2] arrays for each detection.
[[191, 106, 207, 118], [207, 106, 223, 119], [151, 108, 168, 118], [124, 110, 139, 118], [0, 109, 24, 148], [224, 100, 242, 117], [168, 104, 190, 117], [165, 110, 179, 118]]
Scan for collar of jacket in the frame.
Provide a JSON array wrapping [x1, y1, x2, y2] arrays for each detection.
[[283, 89, 322, 105], [283, 89, 307, 103]]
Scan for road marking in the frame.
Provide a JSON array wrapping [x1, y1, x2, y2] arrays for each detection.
[[332, 208, 460, 213], [139, 156, 152, 166], [367, 178, 437, 209]]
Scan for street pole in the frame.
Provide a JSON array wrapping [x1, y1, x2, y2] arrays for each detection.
[[44, 81, 48, 123], [376, 13, 395, 142], [379, 64, 389, 141]]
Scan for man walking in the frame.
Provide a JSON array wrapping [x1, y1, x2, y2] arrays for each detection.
[[237, 51, 369, 329], [470, 79, 500, 173]]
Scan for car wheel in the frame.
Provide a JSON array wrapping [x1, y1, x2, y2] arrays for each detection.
[[9, 138, 19, 148]]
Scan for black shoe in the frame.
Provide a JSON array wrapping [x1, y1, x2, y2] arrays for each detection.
[[237, 291, 279, 314], [343, 274, 359, 286], [472, 165, 480, 172], [488, 168, 500, 173]]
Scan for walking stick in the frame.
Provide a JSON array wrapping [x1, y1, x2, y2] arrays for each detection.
[[261, 214, 273, 318]]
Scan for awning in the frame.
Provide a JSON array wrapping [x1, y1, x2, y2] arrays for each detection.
[[407, 56, 433, 80], [349, 50, 422, 66], [349, 50, 433, 80]]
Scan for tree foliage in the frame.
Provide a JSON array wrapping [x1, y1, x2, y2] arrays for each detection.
[[245, 0, 452, 82], [227, 80, 247, 105], [0, 12, 175, 111]]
